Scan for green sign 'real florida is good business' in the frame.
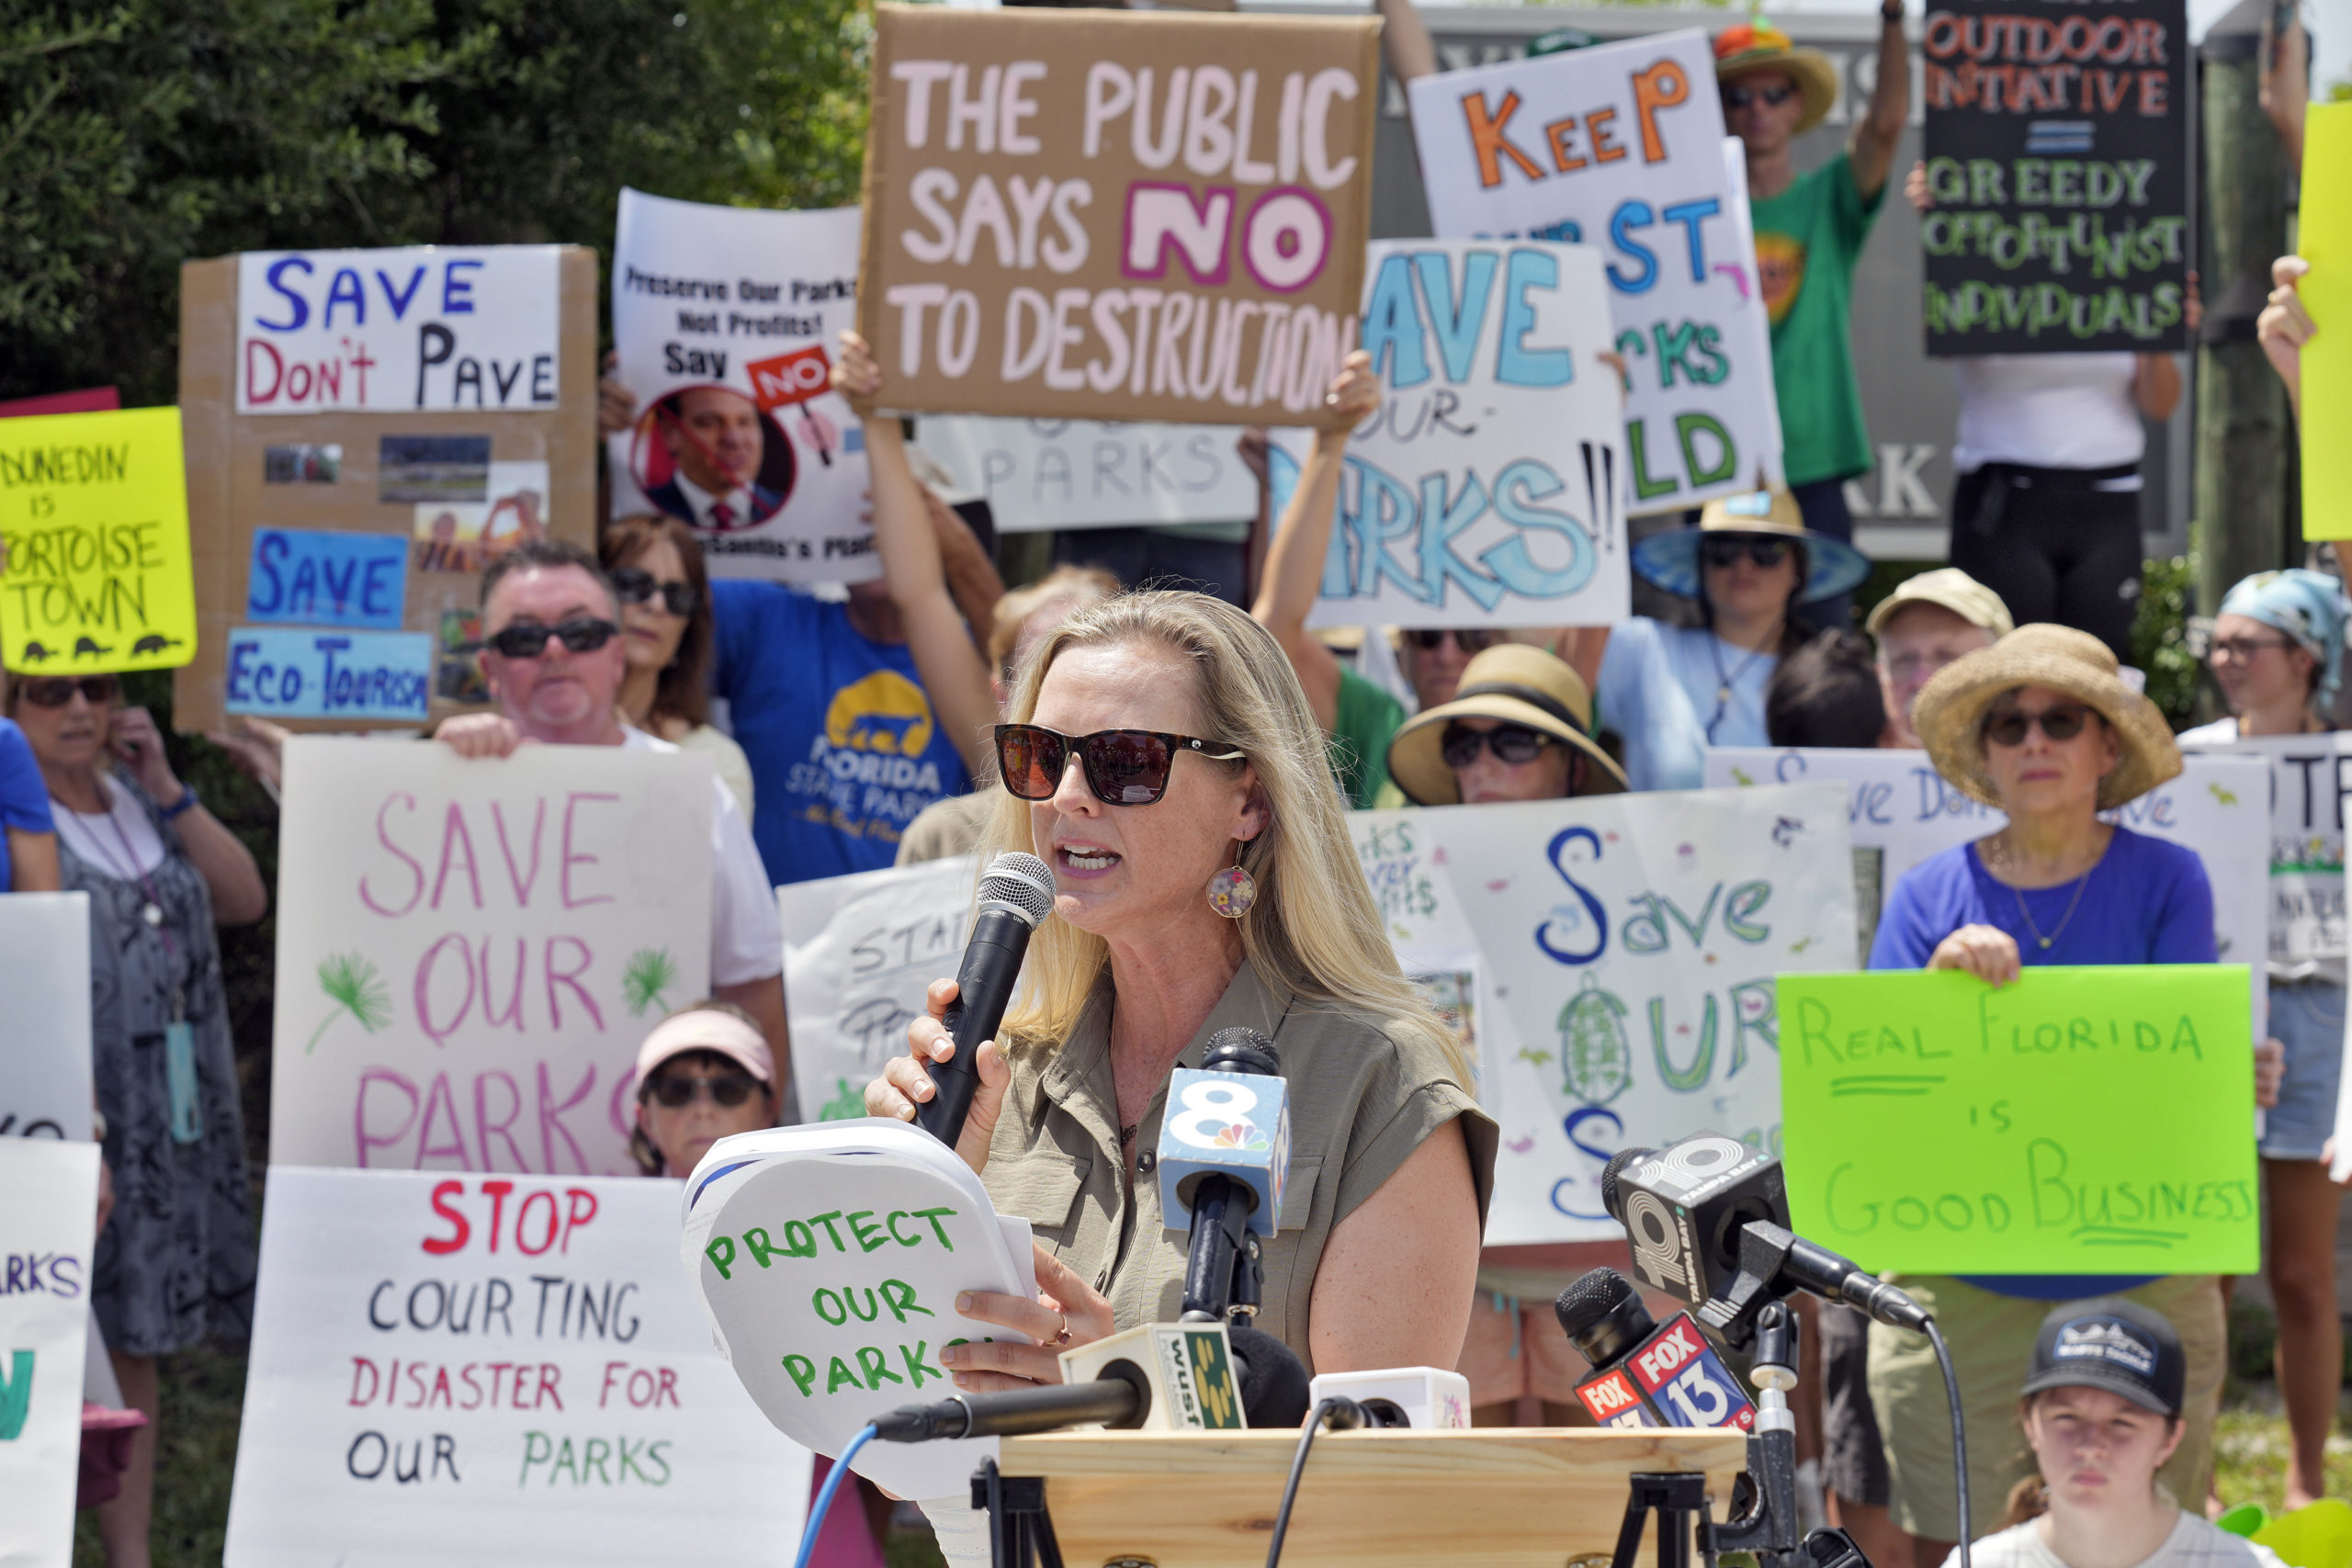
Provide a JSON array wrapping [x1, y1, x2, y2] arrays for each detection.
[[1777, 965, 2257, 1275]]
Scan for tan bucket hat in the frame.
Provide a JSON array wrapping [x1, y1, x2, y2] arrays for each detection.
[[1864, 567, 2015, 638], [1911, 624, 2180, 810], [1385, 644, 1628, 806]]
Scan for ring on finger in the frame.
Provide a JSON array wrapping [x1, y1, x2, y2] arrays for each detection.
[[1054, 1310, 1072, 1347]]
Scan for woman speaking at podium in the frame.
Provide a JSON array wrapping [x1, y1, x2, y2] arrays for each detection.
[[865, 588, 1497, 1391]]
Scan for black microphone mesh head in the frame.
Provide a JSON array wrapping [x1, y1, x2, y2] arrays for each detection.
[[1204, 1026, 1281, 1077], [1600, 1145, 1657, 1223], [1228, 1325, 1312, 1428], [1554, 1268, 1635, 1339], [978, 852, 1055, 926]]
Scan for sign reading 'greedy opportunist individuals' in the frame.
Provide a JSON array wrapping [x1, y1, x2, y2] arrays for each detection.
[[856, 5, 1381, 424]]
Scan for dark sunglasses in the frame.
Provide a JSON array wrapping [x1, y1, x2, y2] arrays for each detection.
[[483, 617, 620, 660], [995, 722, 1245, 806], [647, 1070, 759, 1109], [14, 674, 120, 708], [610, 566, 698, 618], [1441, 721, 1555, 768], [1701, 536, 1793, 570], [1403, 628, 1500, 654], [1982, 704, 2094, 748], [1723, 82, 1797, 108]]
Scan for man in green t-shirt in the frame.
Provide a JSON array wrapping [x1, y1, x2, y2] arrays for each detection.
[[1716, 10, 1909, 628]]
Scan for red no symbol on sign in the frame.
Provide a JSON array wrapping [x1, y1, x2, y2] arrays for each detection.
[[748, 346, 832, 412]]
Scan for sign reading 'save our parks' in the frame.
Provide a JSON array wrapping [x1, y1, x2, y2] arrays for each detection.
[[1407, 30, 1782, 513], [857, 5, 1381, 423], [1779, 966, 2258, 1274], [1919, 0, 2191, 354], [0, 1140, 98, 1568], [0, 407, 198, 674]]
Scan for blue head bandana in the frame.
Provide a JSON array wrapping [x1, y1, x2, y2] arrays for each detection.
[[2218, 569, 2352, 704]]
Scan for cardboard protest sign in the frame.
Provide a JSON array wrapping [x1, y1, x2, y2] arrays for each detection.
[[0, 1139, 98, 1568], [1779, 966, 2258, 1274], [0, 407, 198, 674], [857, 5, 1380, 424], [270, 739, 712, 1175], [607, 190, 877, 584], [175, 247, 597, 734], [1268, 241, 1627, 628], [2177, 733, 2352, 971], [914, 417, 1259, 531], [781, 856, 977, 1124], [0, 895, 94, 1143], [1920, 0, 2192, 355], [222, 1168, 809, 1568], [2300, 103, 2351, 540], [1704, 749, 2271, 1028], [682, 1122, 1036, 1498], [1351, 783, 1858, 1243], [1407, 32, 1782, 514]]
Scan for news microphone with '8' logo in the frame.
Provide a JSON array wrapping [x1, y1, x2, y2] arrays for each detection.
[[1156, 1033, 1292, 1235]]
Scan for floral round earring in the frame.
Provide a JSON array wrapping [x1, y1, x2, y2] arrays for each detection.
[[1205, 841, 1258, 919]]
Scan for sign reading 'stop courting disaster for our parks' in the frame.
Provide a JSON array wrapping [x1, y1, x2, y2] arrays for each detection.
[[1919, 0, 2191, 355], [1407, 30, 1782, 515], [857, 5, 1381, 425], [1268, 240, 1628, 629], [0, 407, 198, 674]]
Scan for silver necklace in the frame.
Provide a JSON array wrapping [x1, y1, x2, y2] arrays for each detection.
[[1998, 844, 2095, 951]]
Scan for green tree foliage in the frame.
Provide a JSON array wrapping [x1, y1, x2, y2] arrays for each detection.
[[0, 0, 868, 407]]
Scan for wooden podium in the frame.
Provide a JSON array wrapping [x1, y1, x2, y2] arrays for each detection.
[[988, 1427, 1748, 1568]]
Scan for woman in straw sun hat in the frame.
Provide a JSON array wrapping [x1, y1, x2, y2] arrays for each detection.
[[1593, 484, 1871, 791], [1859, 624, 2230, 1564], [1385, 643, 1626, 807]]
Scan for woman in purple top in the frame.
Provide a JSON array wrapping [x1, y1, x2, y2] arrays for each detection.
[[1860, 625, 2229, 1563]]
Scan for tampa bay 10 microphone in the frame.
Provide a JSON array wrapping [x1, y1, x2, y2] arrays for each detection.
[[1554, 1267, 1755, 1432], [916, 852, 1055, 1146], [1600, 1134, 1929, 1346], [1159, 1026, 1291, 1323]]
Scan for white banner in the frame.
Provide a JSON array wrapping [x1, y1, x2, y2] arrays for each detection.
[[0, 894, 93, 1142], [0, 1139, 98, 1568], [607, 189, 876, 584], [222, 1168, 808, 1568], [1354, 784, 1856, 1242], [1408, 32, 1783, 514], [780, 856, 978, 1123], [237, 248, 562, 414], [2177, 733, 2352, 971], [913, 418, 1259, 532], [271, 739, 714, 1176], [1703, 748, 2272, 1028], [1271, 241, 1628, 628]]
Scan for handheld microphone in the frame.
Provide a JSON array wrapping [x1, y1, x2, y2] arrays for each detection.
[[1601, 1135, 1930, 1346], [1555, 1268, 1755, 1432], [916, 852, 1055, 1146], [1159, 1027, 1292, 1322]]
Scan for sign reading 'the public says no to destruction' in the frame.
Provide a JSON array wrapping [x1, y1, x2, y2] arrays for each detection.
[[1920, 0, 2190, 354]]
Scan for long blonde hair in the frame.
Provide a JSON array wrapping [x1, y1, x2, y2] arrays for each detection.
[[981, 592, 1467, 1082]]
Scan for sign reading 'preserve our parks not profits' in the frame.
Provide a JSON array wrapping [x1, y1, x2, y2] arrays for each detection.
[[1778, 966, 2259, 1275], [857, 5, 1380, 424]]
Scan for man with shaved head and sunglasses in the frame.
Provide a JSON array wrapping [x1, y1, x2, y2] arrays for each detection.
[[436, 538, 789, 1073]]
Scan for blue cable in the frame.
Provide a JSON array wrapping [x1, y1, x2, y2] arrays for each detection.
[[794, 1424, 879, 1568]]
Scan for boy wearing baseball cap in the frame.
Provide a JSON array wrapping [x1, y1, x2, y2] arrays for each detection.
[[1951, 1300, 2282, 1568]]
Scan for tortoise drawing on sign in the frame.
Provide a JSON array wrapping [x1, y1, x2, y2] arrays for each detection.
[[1556, 973, 1633, 1106], [73, 637, 113, 659], [17, 641, 54, 663], [130, 633, 185, 656]]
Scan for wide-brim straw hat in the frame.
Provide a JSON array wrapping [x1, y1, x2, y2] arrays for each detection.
[[1386, 644, 1629, 806], [1911, 624, 2180, 811], [1630, 485, 1872, 604], [1714, 20, 1839, 136]]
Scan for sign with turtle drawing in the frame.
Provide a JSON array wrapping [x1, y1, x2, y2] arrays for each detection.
[[268, 737, 714, 1175], [1350, 782, 1855, 1244]]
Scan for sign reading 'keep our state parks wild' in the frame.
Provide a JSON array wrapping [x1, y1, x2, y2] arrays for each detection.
[[1920, 0, 2190, 355], [857, 5, 1380, 424]]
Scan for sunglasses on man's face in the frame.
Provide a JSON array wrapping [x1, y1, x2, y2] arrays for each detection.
[[483, 617, 620, 660], [1982, 704, 2094, 748], [648, 1071, 759, 1110], [1441, 721, 1555, 769], [14, 674, 120, 708], [1723, 82, 1798, 109], [1402, 628, 1499, 654], [1702, 536, 1794, 570], [995, 722, 1245, 807], [609, 566, 698, 618]]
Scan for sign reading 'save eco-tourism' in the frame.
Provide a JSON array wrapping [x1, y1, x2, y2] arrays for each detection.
[[857, 5, 1381, 424]]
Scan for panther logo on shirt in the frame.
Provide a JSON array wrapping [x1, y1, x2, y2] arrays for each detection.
[[823, 671, 936, 757], [1754, 231, 1807, 327]]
